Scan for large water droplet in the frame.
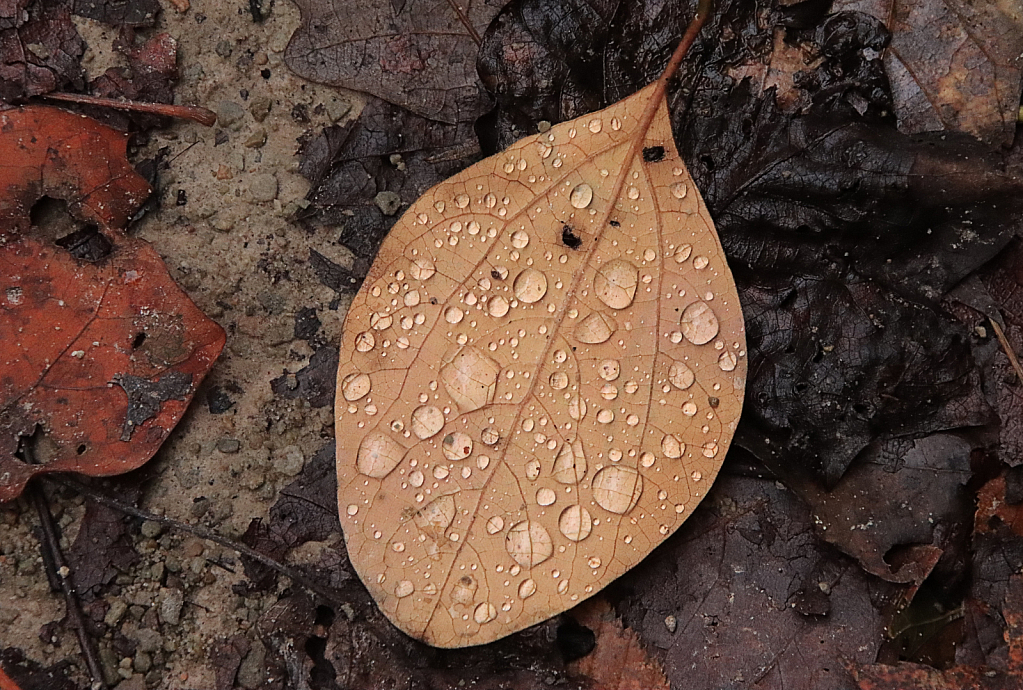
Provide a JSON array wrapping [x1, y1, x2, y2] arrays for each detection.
[[357, 432, 404, 478], [668, 360, 695, 389], [395, 580, 414, 598], [536, 487, 556, 506], [719, 351, 738, 371], [549, 371, 569, 390], [505, 521, 553, 567], [414, 494, 456, 538], [410, 405, 445, 439], [488, 295, 510, 317], [599, 359, 620, 381], [594, 259, 638, 309], [558, 505, 593, 541], [451, 574, 477, 604], [671, 182, 688, 199], [574, 312, 616, 344], [513, 268, 548, 303], [518, 579, 537, 598], [661, 434, 684, 459], [354, 331, 375, 352], [474, 602, 497, 624], [486, 515, 505, 534], [442, 432, 473, 460], [553, 440, 587, 484], [410, 257, 436, 281], [680, 301, 720, 345], [570, 183, 594, 209], [441, 347, 500, 411], [592, 466, 643, 514], [444, 306, 464, 324], [342, 372, 371, 401]]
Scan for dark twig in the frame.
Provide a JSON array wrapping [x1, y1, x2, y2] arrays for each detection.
[[990, 316, 1023, 383], [39, 92, 217, 127], [27, 479, 107, 687], [47, 476, 345, 609]]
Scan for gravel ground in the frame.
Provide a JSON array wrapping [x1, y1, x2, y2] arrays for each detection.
[[0, 2, 362, 687]]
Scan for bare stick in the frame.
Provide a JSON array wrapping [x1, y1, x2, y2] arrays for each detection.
[[990, 317, 1023, 383], [27, 478, 107, 687], [40, 92, 217, 127], [48, 476, 345, 609]]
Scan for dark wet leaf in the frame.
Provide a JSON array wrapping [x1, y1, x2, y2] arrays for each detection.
[[285, 0, 501, 124], [269, 345, 337, 408], [210, 634, 250, 690], [611, 474, 902, 690], [86, 29, 178, 130], [297, 98, 480, 262], [567, 598, 669, 690], [832, 0, 1023, 147], [0, 647, 79, 690], [66, 497, 140, 596], [0, 0, 85, 101]]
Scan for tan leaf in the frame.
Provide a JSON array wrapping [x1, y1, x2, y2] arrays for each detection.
[[567, 597, 670, 690], [334, 7, 746, 647]]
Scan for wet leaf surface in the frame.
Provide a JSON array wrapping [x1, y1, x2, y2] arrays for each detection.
[[833, 0, 1023, 147], [0, 647, 78, 690], [65, 492, 141, 596], [71, 0, 160, 27], [285, 0, 501, 124], [0, 107, 225, 501], [335, 28, 747, 644]]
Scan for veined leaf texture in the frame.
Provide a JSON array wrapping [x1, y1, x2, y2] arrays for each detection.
[[334, 4, 746, 647]]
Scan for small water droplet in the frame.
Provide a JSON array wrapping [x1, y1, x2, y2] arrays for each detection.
[[346, 504, 358, 516], [627, 186, 640, 199], [395, 580, 414, 598], [702, 442, 719, 458], [410, 257, 436, 281], [693, 256, 709, 270], [587, 556, 601, 569], [671, 182, 688, 199], [600, 384, 618, 401], [477, 455, 491, 470], [719, 351, 738, 371], [455, 194, 470, 208], [474, 602, 497, 624], [444, 306, 464, 324], [640, 452, 655, 468], [392, 541, 405, 552], [549, 371, 569, 390], [643, 248, 657, 262], [597, 409, 614, 424], [409, 470, 425, 487], [599, 359, 620, 381], [611, 117, 622, 131], [674, 244, 693, 263], [481, 427, 500, 445], [370, 312, 392, 330], [588, 118, 602, 133], [574, 312, 616, 344], [668, 361, 695, 389], [404, 290, 421, 307], [682, 401, 698, 416]]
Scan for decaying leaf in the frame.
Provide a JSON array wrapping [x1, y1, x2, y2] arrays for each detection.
[[0, 106, 225, 501], [335, 7, 746, 647], [285, 0, 501, 124], [833, 0, 1023, 147], [567, 597, 669, 690]]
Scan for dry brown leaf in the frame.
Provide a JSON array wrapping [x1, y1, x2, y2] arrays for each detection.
[[334, 4, 746, 647], [567, 597, 670, 690]]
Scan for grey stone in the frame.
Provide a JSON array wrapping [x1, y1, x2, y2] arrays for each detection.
[[216, 100, 246, 128], [217, 438, 241, 454], [237, 639, 267, 689], [158, 588, 184, 626], [249, 173, 278, 203], [104, 599, 128, 627], [374, 191, 401, 216]]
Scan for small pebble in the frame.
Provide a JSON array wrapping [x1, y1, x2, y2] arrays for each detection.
[[244, 129, 267, 148], [374, 191, 401, 216], [217, 438, 241, 454], [216, 100, 246, 128], [249, 96, 272, 122], [275, 445, 305, 476], [249, 173, 278, 202], [664, 614, 677, 633]]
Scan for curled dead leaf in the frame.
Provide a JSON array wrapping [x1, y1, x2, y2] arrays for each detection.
[[334, 7, 746, 647]]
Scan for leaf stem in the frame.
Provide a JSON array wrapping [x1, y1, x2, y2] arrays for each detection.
[[658, 0, 713, 87]]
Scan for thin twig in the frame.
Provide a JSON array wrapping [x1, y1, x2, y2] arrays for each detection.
[[39, 92, 217, 127], [989, 317, 1023, 383], [27, 481, 107, 688], [47, 476, 345, 609]]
